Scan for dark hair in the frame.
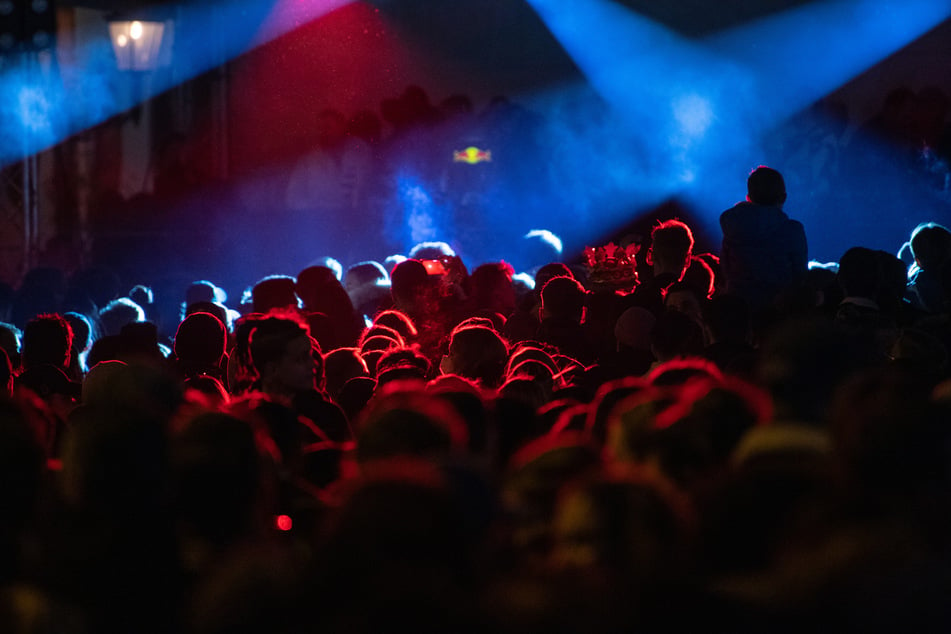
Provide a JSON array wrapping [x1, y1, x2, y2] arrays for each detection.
[[540, 276, 586, 322], [650, 220, 695, 267], [910, 222, 951, 270], [249, 315, 312, 374], [373, 309, 418, 341], [251, 276, 298, 314], [746, 165, 786, 206], [447, 326, 509, 388], [22, 313, 73, 371], [175, 312, 227, 367], [354, 387, 467, 463]]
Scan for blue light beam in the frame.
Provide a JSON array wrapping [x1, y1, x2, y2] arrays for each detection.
[[0, 0, 353, 165]]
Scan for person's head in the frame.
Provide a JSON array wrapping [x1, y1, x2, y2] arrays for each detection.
[[354, 385, 468, 464], [649, 310, 704, 363], [127, 285, 153, 312], [649, 220, 694, 278], [360, 334, 401, 376], [373, 309, 418, 342], [390, 259, 431, 312], [249, 315, 318, 398], [63, 312, 93, 355], [0, 322, 21, 370], [251, 276, 299, 314], [681, 256, 715, 300], [505, 344, 559, 378], [837, 246, 880, 299], [441, 325, 509, 389], [345, 260, 390, 291], [502, 433, 601, 561], [170, 412, 261, 544], [360, 323, 405, 348], [469, 262, 517, 317], [663, 282, 705, 326], [376, 346, 432, 379], [517, 229, 564, 273], [540, 276, 586, 323], [21, 313, 73, 371], [550, 469, 692, 584], [185, 280, 227, 307], [296, 265, 344, 311], [324, 347, 369, 399], [534, 263, 574, 297], [174, 312, 227, 369], [309, 256, 343, 281], [614, 307, 656, 353], [344, 260, 391, 316], [0, 347, 11, 396], [408, 241, 455, 261], [746, 165, 787, 207], [185, 301, 232, 332], [604, 387, 680, 465], [98, 297, 144, 337], [909, 222, 951, 271]]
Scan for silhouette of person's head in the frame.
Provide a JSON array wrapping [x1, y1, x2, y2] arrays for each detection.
[[408, 241, 455, 261], [21, 313, 73, 372], [441, 325, 509, 389], [251, 276, 299, 314], [354, 386, 467, 464], [649, 220, 695, 279], [909, 222, 951, 271], [185, 280, 227, 306], [540, 276, 586, 323], [469, 262, 517, 317], [174, 312, 227, 371], [516, 230, 563, 273], [373, 309, 417, 343], [390, 260, 432, 314], [746, 166, 787, 207], [837, 246, 880, 299], [98, 298, 144, 337], [249, 315, 316, 400], [345, 260, 391, 317], [0, 322, 20, 370]]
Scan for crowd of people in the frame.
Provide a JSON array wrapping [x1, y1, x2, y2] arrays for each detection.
[[1, 160, 951, 633]]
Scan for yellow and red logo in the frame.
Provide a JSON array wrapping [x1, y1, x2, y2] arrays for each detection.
[[453, 146, 492, 164]]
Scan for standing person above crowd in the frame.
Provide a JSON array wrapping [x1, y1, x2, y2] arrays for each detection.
[[719, 166, 808, 316]]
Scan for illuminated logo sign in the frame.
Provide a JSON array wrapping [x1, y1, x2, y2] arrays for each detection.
[[452, 146, 492, 164]]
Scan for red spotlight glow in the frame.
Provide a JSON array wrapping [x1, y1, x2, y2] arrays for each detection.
[[275, 514, 293, 531], [229, 2, 425, 172]]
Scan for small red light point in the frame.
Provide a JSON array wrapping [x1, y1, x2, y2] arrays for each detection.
[[276, 514, 293, 531]]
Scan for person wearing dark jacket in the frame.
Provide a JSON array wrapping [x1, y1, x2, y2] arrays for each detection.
[[719, 166, 808, 312]]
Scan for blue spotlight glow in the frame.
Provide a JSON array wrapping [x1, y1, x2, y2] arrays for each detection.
[[17, 83, 52, 134], [402, 180, 438, 244], [0, 58, 64, 154], [672, 93, 714, 142], [392, 175, 445, 250]]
